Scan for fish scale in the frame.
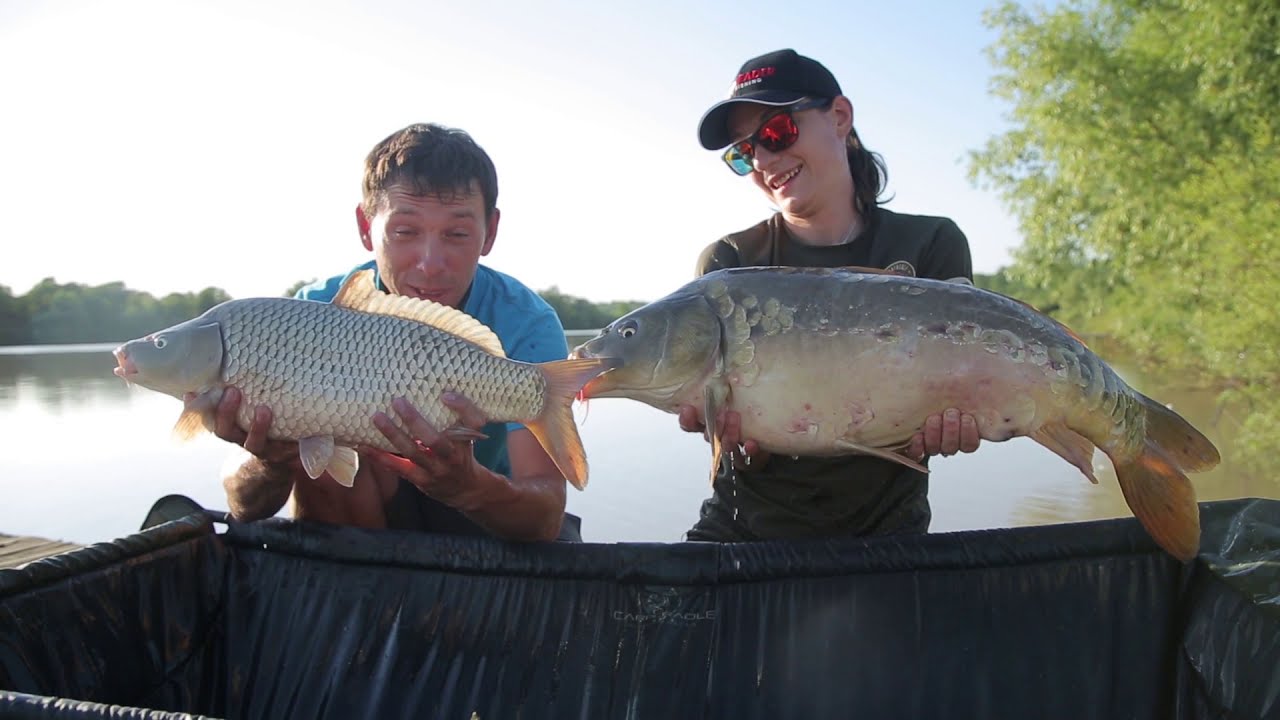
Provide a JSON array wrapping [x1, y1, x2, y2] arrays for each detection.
[[217, 298, 547, 451]]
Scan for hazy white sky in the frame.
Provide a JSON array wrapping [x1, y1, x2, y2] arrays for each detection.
[[1, 0, 1023, 304]]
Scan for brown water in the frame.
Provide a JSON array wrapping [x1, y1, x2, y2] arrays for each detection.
[[0, 342, 1271, 546]]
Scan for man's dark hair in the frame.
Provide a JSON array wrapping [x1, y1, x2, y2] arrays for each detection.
[[361, 123, 499, 218]]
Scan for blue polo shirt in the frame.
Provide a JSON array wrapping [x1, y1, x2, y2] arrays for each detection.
[[294, 260, 569, 480]]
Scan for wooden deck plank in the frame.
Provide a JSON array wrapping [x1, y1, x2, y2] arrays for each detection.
[[0, 533, 82, 569]]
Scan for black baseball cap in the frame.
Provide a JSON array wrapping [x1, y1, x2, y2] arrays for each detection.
[[697, 49, 843, 151]]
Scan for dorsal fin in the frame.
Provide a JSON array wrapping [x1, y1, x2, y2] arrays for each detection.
[[331, 269, 507, 357], [332, 268, 381, 308]]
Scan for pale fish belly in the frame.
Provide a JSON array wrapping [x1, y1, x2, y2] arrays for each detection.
[[213, 299, 546, 451], [724, 325, 1065, 456]]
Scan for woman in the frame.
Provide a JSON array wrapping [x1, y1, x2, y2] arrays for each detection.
[[680, 48, 981, 542]]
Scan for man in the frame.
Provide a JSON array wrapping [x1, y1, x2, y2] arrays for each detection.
[[216, 122, 578, 542]]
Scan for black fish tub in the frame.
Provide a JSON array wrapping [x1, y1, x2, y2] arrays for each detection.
[[1, 497, 1278, 720]]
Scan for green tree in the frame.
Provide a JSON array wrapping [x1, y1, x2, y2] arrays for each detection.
[[970, 0, 1280, 473], [6, 280, 234, 345], [0, 278, 649, 345], [0, 285, 31, 345], [538, 286, 645, 331], [283, 279, 315, 298], [197, 287, 232, 309]]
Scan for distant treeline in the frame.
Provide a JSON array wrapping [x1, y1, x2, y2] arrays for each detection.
[[0, 279, 233, 346], [536, 286, 646, 332], [0, 278, 648, 346]]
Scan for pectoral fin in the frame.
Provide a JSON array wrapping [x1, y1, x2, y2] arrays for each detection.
[[172, 408, 212, 441], [172, 391, 221, 441], [326, 446, 359, 488], [703, 381, 731, 487], [298, 435, 335, 480], [834, 438, 930, 474]]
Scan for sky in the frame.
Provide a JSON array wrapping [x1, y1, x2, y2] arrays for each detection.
[[0, 0, 1025, 304]]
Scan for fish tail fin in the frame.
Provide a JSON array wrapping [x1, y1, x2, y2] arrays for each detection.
[[526, 357, 618, 490], [1136, 391, 1221, 472], [1110, 441, 1201, 562]]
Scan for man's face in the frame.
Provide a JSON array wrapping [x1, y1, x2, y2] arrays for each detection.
[[360, 181, 498, 310]]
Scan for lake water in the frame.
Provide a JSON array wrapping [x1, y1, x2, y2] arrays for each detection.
[[0, 339, 1269, 546]]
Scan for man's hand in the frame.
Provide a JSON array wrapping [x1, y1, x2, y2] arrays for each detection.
[[216, 386, 302, 522], [677, 404, 770, 470], [214, 386, 297, 464], [366, 393, 489, 511], [908, 408, 981, 460]]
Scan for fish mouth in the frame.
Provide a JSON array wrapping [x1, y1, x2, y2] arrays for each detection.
[[578, 370, 619, 400], [569, 344, 622, 400], [568, 340, 603, 361], [112, 346, 137, 381]]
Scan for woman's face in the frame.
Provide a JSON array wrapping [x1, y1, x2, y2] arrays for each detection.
[[725, 97, 854, 220]]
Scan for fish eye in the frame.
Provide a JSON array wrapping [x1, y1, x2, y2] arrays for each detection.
[[617, 321, 638, 339], [153, 336, 167, 349]]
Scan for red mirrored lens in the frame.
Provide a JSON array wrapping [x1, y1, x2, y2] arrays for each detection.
[[755, 113, 799, 152], [722, 107, 806, 175]]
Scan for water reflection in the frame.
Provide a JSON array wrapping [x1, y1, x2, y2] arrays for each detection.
[[0, 344, 130, 411], [0, 341, 1273, 547], [996, 360, 1274, 529]]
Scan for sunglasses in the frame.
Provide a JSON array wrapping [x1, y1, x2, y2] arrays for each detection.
[[721, 98, 830, 176]]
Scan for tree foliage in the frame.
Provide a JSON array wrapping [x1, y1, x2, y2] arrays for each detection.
[[283, 279, 316, 298], [0, 285, 31, 346], [970, 0, 1279, 473], [2, 279, 231, 345], [0, 278, 642, 344], [538, 286, 645, 331]]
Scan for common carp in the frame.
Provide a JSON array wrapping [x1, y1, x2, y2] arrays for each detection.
[[114, 270, 615, 489], [570, 266, 1220, 561]]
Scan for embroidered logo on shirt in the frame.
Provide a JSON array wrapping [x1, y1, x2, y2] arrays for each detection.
[[884, 260, 917, 277]]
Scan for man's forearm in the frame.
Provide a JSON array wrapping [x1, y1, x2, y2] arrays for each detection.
[[223, 454, 296, 521], [459, 469, 565, 542]]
